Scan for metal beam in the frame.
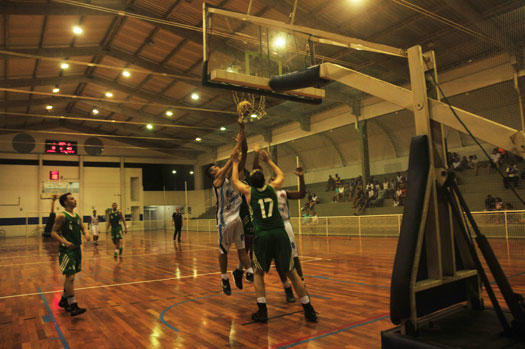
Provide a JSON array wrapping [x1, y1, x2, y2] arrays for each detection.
[[372, 119, 398, 158], [320, 134, 346, 166], [0, 1, 127, 15]]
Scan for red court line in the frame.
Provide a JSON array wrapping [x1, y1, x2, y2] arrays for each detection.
[[271, 312, 390, 348]]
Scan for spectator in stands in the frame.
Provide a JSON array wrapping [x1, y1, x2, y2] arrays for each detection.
[[489, 148, 501, 174], [311, 211, 319, 225], [468, 155, 479, 175], [337, 184, 345, 202], [302, 211, 311, 225], [394, 186, 405, 207], [382, 178, 394, 199], [353, 186, 364, 208], [334, 174, 341, 187], [396, 172, 404, 186], [504, 163, 519, 189], [370, 187, 385, 208], [495, 197, 503, 211], [452, 156, 462, 171], [345, 182, 353, 202], [326, 175, 335, 192], [309, 193, 319, 210], [485, 194, 496, 211], [460, 156, 469, 170]]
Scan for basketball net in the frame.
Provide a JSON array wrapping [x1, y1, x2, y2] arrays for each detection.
[[232, 91, 266, 123]]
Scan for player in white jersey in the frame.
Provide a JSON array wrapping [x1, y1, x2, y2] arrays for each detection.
[[270, 167, 306, 303], [206, 124, 253, 296], [89, 210, 100, 246]]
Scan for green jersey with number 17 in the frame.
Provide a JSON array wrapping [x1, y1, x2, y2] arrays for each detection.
[[250, 185, 284, 232]]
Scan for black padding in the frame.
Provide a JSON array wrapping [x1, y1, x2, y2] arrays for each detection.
[[415, 278, 471, 317], [269, 65, 323, 91], [390, 135, 430, 325]]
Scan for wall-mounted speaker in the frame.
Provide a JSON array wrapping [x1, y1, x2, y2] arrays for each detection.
[[12, 133, 36, 153], [84, 137, 104, 156]]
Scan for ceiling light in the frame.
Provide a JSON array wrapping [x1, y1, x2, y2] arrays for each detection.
[[195, 137, 202, 142], [92, 108, 99, 115], [105, 91, 113, 98], [250, 113, 258, 118], [46, 105, 53, 110], [52, 87, 60, 94], [122, 70, 131, 77], [220, 126, 226, 131], [226, 67, 233, 72], [273, 36, 286, 49], [146, 124, 153, 130], [73, 26, 83, 35], [172, 170, 177, 174], [165, 110, 173, 116], [191, 92, 199, 100], [60, 63, 69, 69], [189, 170, 194, 175]]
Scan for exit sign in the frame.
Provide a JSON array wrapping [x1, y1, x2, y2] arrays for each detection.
[[50, 171, 60, 180]]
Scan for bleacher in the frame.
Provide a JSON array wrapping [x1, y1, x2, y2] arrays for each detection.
[[197, 161, 525, 219]]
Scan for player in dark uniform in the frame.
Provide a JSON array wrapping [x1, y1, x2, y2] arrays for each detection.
[[51, 192, 91, 316], [107, 202, 128, 258], [231, 148, 317, 323]]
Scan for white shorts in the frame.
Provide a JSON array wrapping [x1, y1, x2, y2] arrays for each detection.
[[90, 225, 99, 236], [284, 220, 298, 258], [218, 217, 245, 254]]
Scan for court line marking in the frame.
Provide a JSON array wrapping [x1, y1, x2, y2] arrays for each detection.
[[0, 258, 325, 300], [0, 247, 215, 267], [272, 313, 390, 348], [37, 286, 70, 349]]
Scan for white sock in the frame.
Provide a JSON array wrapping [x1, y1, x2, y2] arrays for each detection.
[[299, 296, 309, 304], [222, 273, 228, 280], [283, 280, 291, 288], [257, 297, 266, 304], [67, 296, 76, 305], [246, 267, 253, 274]]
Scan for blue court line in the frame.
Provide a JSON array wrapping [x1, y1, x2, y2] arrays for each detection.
[[37, 287, 69, 349], [274, 314, 390, 348], [307, 275, 390, 289]]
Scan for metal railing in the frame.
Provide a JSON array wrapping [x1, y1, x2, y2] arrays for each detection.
[[4, 210, 525, 239]]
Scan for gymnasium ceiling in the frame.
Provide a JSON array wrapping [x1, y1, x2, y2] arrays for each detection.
[[0, 0, 523, 159]]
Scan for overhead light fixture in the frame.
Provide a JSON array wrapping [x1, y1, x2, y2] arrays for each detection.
[[60, 63, 69, 70], [273, 36, 286, 49], [105, 91, 113, 98], [195, 137, 202, 142], [52, 87, 60, 94], [92, 108, 99, 115], [73, 26, 83, 35], [146, 124, 153, 130], [191, 92, 199, 100], [189, 170, 194, 175], [165, 110, 173, 117], [172, 170, 177, 174], [46, 105, 53, 110], [250, 113, 258, 118], [220, 126, 226, 131], [122, 70, 131, 77]]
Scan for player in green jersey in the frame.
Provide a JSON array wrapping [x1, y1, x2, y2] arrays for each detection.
[[107, 202, 128, 258], [231, 147, 317, 323], [51, 192, 91, 316]]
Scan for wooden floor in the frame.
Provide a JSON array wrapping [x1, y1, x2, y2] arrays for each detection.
[[0, 230, 523, 348]]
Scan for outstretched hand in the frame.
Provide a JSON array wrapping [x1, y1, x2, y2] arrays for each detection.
[[295, 167, 304, 176], [258, 149, 270, 162], [230, 149, 241, 164]]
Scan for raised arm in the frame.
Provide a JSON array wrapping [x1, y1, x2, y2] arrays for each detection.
[[286, 167, 306, 200], [238, 124, 248, 174], [231, 149, 251, 197], [51, 214, 73, 249], [259, 149, 284, 190], [213, 130, 244, 187]]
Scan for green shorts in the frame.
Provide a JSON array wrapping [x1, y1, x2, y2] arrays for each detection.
[[253, 228, 293, 273], [111, 225, 123, 241], [59, 248, 82, 275]]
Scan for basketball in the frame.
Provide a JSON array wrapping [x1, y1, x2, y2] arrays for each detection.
[[236, 100, 253, 123]]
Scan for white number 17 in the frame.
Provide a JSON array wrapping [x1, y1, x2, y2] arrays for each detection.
[[258, 198, 274, 219]]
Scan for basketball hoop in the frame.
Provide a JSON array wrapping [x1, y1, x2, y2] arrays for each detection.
[[232, 91, 266, 123]]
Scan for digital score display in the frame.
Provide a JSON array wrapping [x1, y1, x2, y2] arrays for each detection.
[[50, 171, 60, 180], [45, 140, 77, 154]]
